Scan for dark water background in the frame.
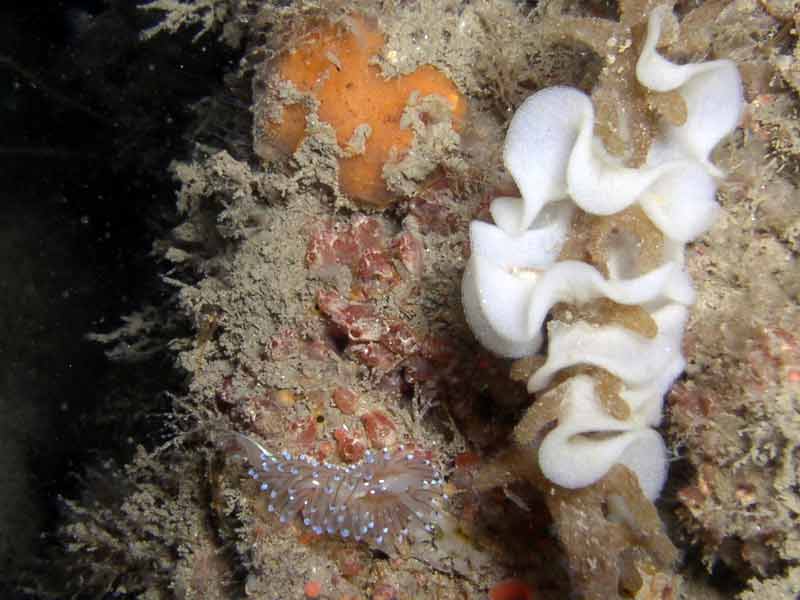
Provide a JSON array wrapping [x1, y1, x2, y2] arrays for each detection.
[[0, 1, 237, 594]]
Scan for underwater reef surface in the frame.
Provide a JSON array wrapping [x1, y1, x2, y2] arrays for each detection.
[[5, 1, 799, 599]]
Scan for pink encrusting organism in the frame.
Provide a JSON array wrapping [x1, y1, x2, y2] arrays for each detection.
[[222, 433, 446, 552]]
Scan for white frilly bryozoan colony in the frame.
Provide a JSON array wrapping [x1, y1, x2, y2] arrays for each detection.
[[462, 7, 744, 501]]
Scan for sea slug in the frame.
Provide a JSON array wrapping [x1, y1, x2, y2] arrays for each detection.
[[222, 433, 445, 553]]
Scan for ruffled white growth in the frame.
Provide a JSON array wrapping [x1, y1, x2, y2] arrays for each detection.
[[501, 83, 726, 236], [530, 305, 688, 447], [537, 375, 669, 501], [472, 201, 573, 271], [462, 201, 573, 357], [637, 6, 744, 176], [500, 87, 681, 231], [528, 304, 688, 398], [461, 7, 743, 500], [498, 6, 743, 242], [496, 89, 582, 234], [463, 250, 692, 359], [637, 162, 719, 243]]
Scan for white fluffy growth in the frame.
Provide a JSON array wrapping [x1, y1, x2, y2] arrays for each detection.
[[461, 7, 743, 500]]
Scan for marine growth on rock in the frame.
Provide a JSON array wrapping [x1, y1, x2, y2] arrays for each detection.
[[254, 14, 466, 208]]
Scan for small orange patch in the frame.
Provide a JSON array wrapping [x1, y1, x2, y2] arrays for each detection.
[[297, 530, 316, 545], [265, 14, 466, 207], [488, 579, 535, 600], [304, 580, 323, 598]]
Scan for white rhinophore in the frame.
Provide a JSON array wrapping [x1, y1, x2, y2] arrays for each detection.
[[461, 7, 743, 500]]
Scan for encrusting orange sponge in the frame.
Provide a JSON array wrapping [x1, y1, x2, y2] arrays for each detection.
[[261, 14, 466, 208]]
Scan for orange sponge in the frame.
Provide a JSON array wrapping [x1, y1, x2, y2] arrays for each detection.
[[263, 15, 466, 208]]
